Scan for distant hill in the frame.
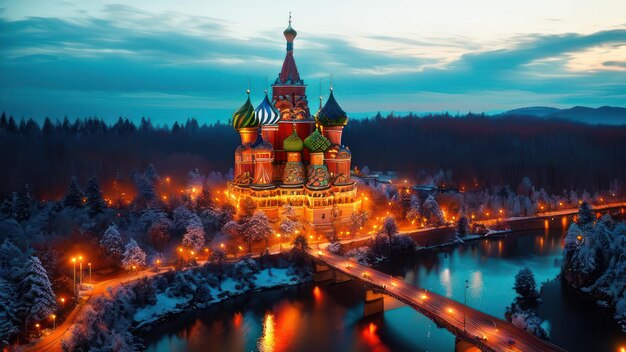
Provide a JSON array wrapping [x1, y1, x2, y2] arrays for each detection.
[[501, 106, 626, 125]]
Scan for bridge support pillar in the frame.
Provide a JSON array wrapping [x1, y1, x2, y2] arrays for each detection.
[[363, 289, 384, 317], [332, 270, 351, 283], [313, 263, 332, 282], [454, 338, 481, 352]]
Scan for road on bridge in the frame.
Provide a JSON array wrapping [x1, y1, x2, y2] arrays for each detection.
[[313, 248, 567, 352]]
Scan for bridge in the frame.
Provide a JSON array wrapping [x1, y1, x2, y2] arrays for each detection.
[[310, 249, 566, 352]]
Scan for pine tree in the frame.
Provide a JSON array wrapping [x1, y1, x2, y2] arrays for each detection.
[[457, 215, 470, 236], [406, 194, 421, 222], [182, 219, 206, 251], [121, 239, 146, 270], [0, 277, 18, 346], [84, 177, 107, 216], [0, 240, 23, 280], [100, 225, 124, 258], [514, 267, 539, 299], [15, 184, 33, 222], [242, 211, 271, 252], [422, 195, 445, 226], [63, 176, 84, 208], [15, 256, 56, 330], [380, 216, 398, 245], [578, 201, 594, 227]]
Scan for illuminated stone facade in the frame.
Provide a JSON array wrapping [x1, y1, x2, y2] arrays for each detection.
[[228, 18, 361, 234]]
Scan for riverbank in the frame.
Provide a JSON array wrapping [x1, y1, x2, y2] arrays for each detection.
[[132, 265, 312, 334]]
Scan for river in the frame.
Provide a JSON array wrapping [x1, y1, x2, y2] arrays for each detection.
[[143, 216, 626, 351]]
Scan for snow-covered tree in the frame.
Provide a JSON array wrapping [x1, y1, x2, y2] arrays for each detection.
[[0, 277, 18, 346], [510, 309, 550, 340], [121, 239, 146, 270], [514, 267, 539, 299], [63, 176, 83, 208], [577, 201, 594, 227], [100, 224, 124, 258], [242, 211, 271, 252], [15, 184, 33, 222], [147, 216, 172, 250], [291, 234, 310, 259], [406, 195, 421, 222], [0, 239, 23, 280], [422, 195, 445, 226], [210, 249, 227, 284], [279, 205, 301, 237], [84, 177, 107, 216], [15, 256, 56, 329], [456, 215, 470, 236], [239, 197, 257, 222], [182, 218, 206, 251], [380, 216, 398, 245], [350, 209, 369, 233]]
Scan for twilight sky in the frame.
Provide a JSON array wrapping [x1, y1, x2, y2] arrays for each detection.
[[1, 0, 626, 125]]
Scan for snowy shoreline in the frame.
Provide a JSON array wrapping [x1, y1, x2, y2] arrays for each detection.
[[131, 266, 312, 334]]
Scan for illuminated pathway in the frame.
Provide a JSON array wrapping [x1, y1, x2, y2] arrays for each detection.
[[311, 248, 567, 352]]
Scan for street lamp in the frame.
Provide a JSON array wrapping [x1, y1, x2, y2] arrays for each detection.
[[88, 262, 92, 282], [51, 314, 56, 330], [35, 323, 40, 335], [71, 257, 76, 299], [78, 256, 83, 285], [60, 297, 65, 309], [464, 279, 469, 332]]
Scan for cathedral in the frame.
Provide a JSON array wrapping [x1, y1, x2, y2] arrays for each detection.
[[228, 18, 361, 234]]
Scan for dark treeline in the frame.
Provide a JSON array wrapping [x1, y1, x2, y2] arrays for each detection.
[[1, 111, 625, 199]]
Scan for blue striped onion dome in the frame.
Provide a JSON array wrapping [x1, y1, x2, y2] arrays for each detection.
[[232, 90, 259, 130], [255, 92, 280, 125], [315, 90, 348, 127]]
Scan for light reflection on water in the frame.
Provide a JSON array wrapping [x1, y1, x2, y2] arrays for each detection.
[[144, 217, 626, 352]]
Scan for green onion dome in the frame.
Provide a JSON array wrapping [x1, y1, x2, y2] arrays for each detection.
[[283, 128, 304, 152], [304, 127, 331, 152], [315, 89, 348, 127], [232, 90, 259, 130]]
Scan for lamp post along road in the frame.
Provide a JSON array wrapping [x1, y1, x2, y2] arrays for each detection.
[[78, 256, 83, 285], [71, 258, 76, 299], [88, 262, 92, 282], [464, 279, 469, 333]]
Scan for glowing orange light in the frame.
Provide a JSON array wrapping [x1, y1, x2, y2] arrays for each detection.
[[276, 233, 281, 238], [309, 235, 313, 239], [71, 257, 76, 263], [499, 209, 503, 214], [238, 246, 243, 251], [447, 308, 454, 314], [178, 247, 183, 253], [220, 243, 225, 248], [421, 294, 428, 300], [60, 298, 65, 303], [165, 177, 171, 182], [162, 195, 167, 201], [577, 235, 583, 241]]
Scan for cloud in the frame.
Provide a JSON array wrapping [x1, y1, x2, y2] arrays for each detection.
[[1, 6, 625, 124]]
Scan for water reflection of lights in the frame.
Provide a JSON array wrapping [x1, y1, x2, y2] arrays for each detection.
[[440, 268, 452, 297], [258, 313, 275, 352], [470, 271, 483, 299], [233, 312, 242, 328], [313, 286, 322, 302], [360, 322, 390, 351]]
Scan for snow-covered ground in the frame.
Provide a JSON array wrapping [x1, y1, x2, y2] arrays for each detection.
[[133, 267, 308, 330]]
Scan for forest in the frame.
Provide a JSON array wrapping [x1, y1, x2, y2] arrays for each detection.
[[1, 111, 625, 201]]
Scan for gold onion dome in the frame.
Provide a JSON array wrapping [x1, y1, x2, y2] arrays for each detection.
[[283, 128, 304, 152], [232, 90, 259, 130], [315, 89, 348, 127], [304, 127, 331, 152]]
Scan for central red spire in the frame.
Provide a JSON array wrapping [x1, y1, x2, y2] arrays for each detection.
[[272, 14, 309, 121]]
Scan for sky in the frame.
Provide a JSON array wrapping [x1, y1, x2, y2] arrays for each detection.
[[1, 0, 625, 125]]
